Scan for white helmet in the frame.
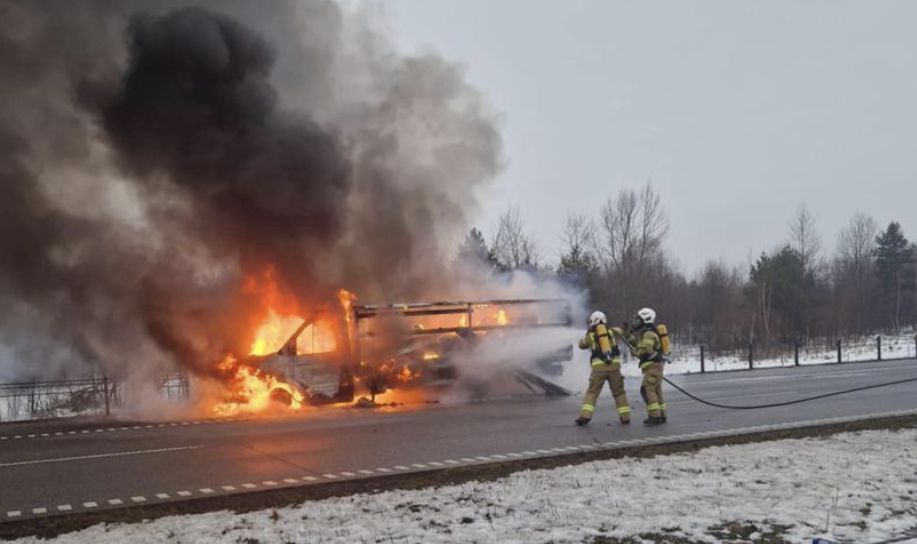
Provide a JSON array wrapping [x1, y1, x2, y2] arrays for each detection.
[[588, 311, 607, 327], [636, 307, 656, 325]]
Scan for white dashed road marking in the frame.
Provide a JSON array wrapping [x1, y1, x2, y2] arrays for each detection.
[[0, 445, 203, 468], [10, 407, 917, 519]]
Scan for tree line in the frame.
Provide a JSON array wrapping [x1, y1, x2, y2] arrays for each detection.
[[458, 186, 917, 352]]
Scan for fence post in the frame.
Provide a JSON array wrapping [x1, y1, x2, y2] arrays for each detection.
[[794, 341, 800, 366], [748, 342, 754, 370], [877, 335, 882, 361], [700, 345, 705, 373], [103, 376, 110, 416], [836, 339, 842, 363]]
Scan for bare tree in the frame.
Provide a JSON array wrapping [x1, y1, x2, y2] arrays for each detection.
[[490, 206, 539, 270], [596, 183, 669, 313], [833, 212, 878, 334], [837, 212, 877, 270], [636, 184, 670, 270], [597, 189, 638, 274], [559, 212, 595, 264], [558, 212, 598, 286], [789, 204, 822, 271]]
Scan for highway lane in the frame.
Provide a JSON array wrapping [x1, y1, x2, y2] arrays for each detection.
[[1, 358, 916, 521]]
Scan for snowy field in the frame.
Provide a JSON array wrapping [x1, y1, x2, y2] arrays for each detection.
[[16, 427, 917, 544]]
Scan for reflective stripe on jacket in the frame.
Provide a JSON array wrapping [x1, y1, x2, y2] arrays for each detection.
[[632, 328, 662, 369]]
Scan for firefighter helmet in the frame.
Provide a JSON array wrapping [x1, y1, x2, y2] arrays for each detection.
[[636, 307, 656, 326], [588, 311, 607, 327]]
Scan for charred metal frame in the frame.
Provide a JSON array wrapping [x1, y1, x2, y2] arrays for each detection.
[[352, 298, 572, 336]]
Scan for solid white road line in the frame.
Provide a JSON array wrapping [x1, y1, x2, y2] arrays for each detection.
[[0, 445, 202, 468]]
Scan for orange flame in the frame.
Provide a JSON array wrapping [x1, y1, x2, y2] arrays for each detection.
[[497, 309, 508, 326], [210, 269, 345, 416], [249, 309, 302, 356], [213, 355, 306, 417], [338, 289, 357, 322]]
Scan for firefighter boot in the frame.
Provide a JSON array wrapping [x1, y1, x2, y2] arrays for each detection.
[[643, 416, 664, 426], [575, 416, 591, 426]]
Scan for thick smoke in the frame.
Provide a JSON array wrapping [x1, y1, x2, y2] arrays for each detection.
[[0, 1, 503, 381]]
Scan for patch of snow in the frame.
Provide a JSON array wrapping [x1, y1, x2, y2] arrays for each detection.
[[16, 427, 917, 543]]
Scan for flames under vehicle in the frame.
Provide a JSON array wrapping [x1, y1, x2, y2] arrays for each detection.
[[255, 298, 574, 406]]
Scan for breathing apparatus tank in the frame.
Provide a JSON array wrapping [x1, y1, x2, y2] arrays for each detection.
[[594, 322, 613, 359], [657, 323, 671, 356]]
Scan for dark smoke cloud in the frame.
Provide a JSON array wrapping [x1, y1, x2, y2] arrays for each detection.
[[0, 1, 502, 382]]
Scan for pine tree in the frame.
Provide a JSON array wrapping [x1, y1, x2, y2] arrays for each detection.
[[457, 228, 498, 270], [873, 222, 914, 331]]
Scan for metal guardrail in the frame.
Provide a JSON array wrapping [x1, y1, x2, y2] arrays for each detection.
[[685, 335, 917, 373], [0, 373, 191, 423]]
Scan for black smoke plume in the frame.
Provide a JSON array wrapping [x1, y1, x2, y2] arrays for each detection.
[[0, 1, 502, 382]]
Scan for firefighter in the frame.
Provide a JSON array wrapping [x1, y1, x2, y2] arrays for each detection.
[[626, 307, 668, 426], [574, 311, 631, 426]]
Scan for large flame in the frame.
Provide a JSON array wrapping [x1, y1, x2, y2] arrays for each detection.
[[210, 270, 348, 416], [249, 309, 302, 356], [213, 355, 306, 416]]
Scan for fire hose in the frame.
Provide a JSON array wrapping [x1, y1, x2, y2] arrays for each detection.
[[662, 374, 917, 410], [612, 333, 917, 410]]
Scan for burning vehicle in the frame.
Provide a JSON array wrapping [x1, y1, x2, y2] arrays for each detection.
[[212, 293, 574, 415]]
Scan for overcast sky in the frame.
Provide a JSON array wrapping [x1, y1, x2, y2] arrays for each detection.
[[387, 0, 917, 274]]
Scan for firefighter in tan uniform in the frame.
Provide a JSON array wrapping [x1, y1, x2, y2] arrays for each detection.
[[574, 311, 631, 426], [625, 307, 670, 426]]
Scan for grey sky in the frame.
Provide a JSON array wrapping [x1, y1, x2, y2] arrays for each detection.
[[387, 0, 917, 274]]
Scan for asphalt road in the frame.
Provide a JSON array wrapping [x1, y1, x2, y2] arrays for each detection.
[[2, 358, 917, 522]]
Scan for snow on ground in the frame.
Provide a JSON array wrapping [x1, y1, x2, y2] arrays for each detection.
[[18, 427, 917, 544], [624, 330, 917, 378]]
